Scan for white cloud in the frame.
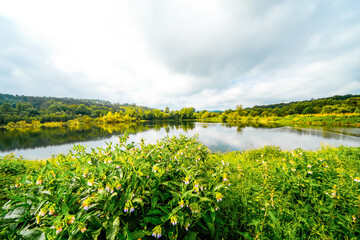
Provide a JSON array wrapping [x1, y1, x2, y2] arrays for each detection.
[[0, 0, 359, 110]]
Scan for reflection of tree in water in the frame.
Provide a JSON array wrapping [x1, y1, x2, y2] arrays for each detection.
[[284, 126, 359, 140], [225, 122, 281, 132], [0, 121, 196, 152]]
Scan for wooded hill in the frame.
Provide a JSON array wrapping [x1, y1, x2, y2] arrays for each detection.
[[0, 93, 359, 125]]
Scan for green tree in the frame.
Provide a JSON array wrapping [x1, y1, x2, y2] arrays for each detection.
[[75, 104, 93, 115]]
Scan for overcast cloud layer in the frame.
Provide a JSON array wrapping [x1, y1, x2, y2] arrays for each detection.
[[0, 0, 359, 110]]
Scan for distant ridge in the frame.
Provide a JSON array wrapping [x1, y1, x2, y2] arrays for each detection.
[[250, 94, 360, 110]]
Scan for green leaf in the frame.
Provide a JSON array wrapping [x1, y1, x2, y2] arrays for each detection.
[[19, 227, 45, 240], [268, 210, 279, 226], [92, 228, 102, 240], [62, 201, 69, 214], [248, 219, 261, 227], [87, 215, 103, 228], [143, 216, 163, 225], [238, 231, 255, 240], [129, 229, 149, 239], [146, 209, 163, 216], [213, 183, 225, 192], [107, 217, 120, 240], [151, 196, 158, 209], [184, 231, 197, 240], [203, 212, 215, 237]]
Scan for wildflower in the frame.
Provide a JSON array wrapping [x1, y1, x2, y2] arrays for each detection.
[[354, 177, 360, 182], [190, 203, 200, 213], [194, 180, 199, 188], [221, 160, 225, 165], [116, 165, 121, 169], [104, 158, 112, 164], [36, 216, 41, 224], [153, 166, 159, 173], [36, 177, 43, 185], [48, 205, 55, 215], [105, 184, 113, 193], [215, 192, 223, 202], [215, 207, 220, 211], [87, 178, 94, 186], [56, 225, 63, 234], [48, 171, 56, 178], [152, 225, 162, 238], [15, 183, 21, 188], [185, 222, 190, 231], [115, 182, 122, 190], [67, 215, 75, 224], [319, 159, 324, 162], [39, 208, 46, 217], [171, 215, 178, 225], [179, 199, 184, 208], [308, 171, 313, 174], [82, 198, 92, 210], [291, 168, 296, 172], [80, 225, 87, 233], [330, 190, 336, 198], [324, 165, 329, 168], [183, 176, 190, 185], [98, 187, 104, 194], [223, 173, 228, 182], [124, 201, 134, 213], [307, 165, 312, 168]]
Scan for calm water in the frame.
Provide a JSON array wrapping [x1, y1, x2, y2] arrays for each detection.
[[0, 121, 359, 159]]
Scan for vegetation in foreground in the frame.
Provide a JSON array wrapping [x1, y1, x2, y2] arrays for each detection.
[[1, 135, 360, 239]]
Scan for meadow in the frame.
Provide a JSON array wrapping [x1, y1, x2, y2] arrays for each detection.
[[1, 135, 360, 239]]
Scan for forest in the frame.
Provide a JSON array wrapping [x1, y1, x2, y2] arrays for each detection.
[[0, 93, 359, 126]]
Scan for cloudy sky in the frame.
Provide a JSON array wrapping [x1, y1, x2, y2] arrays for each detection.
[[0, 0, 359, 110]]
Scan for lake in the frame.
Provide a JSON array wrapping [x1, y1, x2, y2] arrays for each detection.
[[0, 121, 359, 159]]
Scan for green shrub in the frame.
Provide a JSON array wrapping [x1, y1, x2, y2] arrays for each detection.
[[1, 135, 230, 239], [218, 145, 360, 239]]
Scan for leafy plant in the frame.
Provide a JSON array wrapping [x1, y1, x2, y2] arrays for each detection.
[[1, 134, 230, 239]]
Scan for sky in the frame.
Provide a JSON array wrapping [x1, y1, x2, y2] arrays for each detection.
[[0, 0, 359, 111]]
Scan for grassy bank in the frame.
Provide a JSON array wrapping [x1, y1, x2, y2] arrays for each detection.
[[275, 113, 360, 127], [198, 113, 360, 127], [1, 136, 360, 239]]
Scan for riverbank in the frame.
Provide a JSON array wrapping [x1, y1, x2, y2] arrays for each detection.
[[199, 113, 360, 127], [1, 135, 360, 239], [2, 113, 359, 131]]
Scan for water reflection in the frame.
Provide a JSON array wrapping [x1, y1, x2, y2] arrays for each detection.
[[0, 121, 359, 159], [0, 121, 196, 152]]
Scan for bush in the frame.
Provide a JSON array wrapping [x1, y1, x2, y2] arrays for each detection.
[[1, 135, 230, 239]]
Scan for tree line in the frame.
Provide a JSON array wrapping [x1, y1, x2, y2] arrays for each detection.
[[0, 93, 359, 126], [200, 94, 360, 122], [0, 93, 197, 125]]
